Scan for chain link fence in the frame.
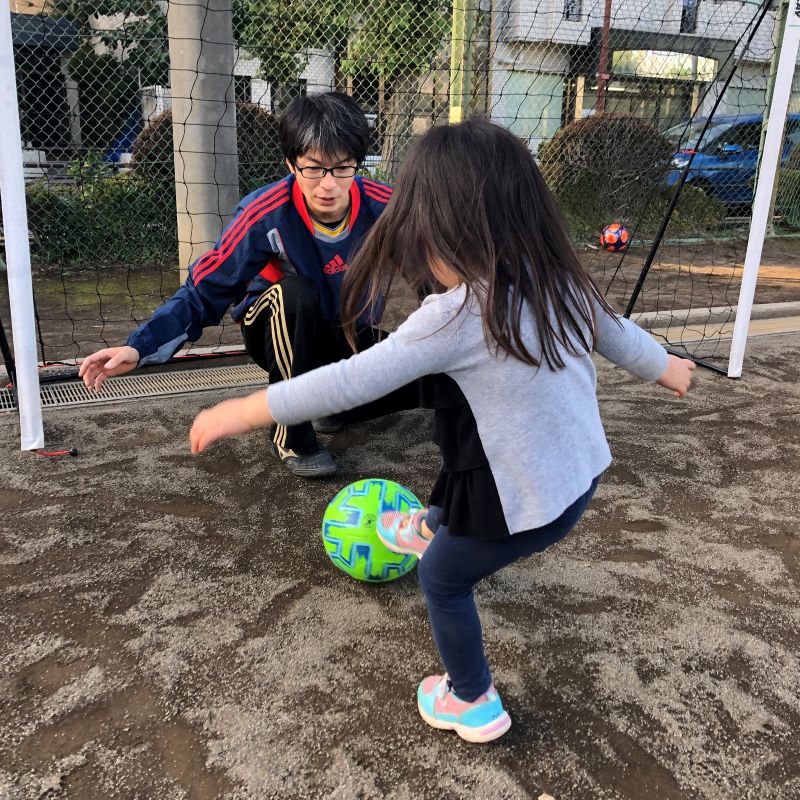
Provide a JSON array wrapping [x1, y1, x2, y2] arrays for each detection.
[[4, 0, 800, 365]]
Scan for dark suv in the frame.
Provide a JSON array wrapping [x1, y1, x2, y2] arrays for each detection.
[[664, 113, 800, 206]]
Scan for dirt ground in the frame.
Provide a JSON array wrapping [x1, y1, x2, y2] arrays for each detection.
[[4, 236, 800, 366], [595, 236, 800, 319], [1, 329, 799, 799]]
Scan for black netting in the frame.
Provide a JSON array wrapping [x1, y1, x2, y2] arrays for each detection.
[[2, 0, 800, 369]]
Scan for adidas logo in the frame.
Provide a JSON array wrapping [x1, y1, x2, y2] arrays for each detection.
[[323, 255, 348, 275]]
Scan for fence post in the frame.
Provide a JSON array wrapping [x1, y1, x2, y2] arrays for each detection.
[[756, 0, 789, 237], [0, 0, 44, 450], [168, 0, 239, 282], [728, 0, 800, 377], [449, 0, 477, 122]]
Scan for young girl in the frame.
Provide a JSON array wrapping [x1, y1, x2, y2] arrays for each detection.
[[190, 120, 695, 744]]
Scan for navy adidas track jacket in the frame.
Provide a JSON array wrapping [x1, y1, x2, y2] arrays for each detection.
[[127, 175, 393, 366]]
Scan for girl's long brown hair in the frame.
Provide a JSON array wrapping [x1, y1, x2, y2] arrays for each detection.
[[342, 119, 619, 369]]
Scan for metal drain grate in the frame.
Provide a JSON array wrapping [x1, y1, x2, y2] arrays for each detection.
[[0, 388, 15, 411], [0, 365, 267, 412]]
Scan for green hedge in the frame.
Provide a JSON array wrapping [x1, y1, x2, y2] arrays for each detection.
[[662, 184, 728, 235], [27, 102, 283, 266], [777, 168, 800, 229], [539, 113, 672, 223], [539, 113, 726, 240], [131, 102, 284, 195], [26, 174, 178, 266]]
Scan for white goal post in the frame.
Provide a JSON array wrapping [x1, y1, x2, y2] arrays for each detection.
[[0, 0, 43, 450], [728, 0, 800, 377]]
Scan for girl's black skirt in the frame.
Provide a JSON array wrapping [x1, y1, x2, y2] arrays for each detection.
[[419, 374, 510, 539]]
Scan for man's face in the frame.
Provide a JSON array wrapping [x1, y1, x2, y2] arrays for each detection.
[[287, 150, 357, 223]]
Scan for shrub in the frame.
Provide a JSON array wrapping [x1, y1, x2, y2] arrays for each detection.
[[539, 113, 674, 236], [26, 103, 283, 266], [26, 175, 177, 266], [777, 168, 800, 229], [786, 143, 800, 171], [66, 149, 115, 185], [131, 102, 284, 194], [539, 114, 728, 239], [774, 145, 800, 228], [656, 184, 728, 237], [26, 182, 88, 265]]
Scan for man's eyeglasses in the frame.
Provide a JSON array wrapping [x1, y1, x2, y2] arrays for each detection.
[[293, 163, 358, 179]]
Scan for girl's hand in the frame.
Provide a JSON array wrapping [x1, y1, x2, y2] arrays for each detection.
[[656, 354, 696, 398], [190, 390, 274, 453]]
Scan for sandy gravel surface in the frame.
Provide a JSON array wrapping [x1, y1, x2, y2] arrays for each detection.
[[1, 332, 799, 799]]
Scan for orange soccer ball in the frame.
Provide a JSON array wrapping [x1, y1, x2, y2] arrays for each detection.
[[600, 223, 630, 252]]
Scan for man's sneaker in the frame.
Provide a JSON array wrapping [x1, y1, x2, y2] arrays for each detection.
[[312, 414, 344, 434], [376, 509, 434, 559], [269, 439, 336, 478], [417, 674, 511, 743]]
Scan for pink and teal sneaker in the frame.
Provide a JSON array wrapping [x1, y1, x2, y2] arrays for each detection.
[[417, 674, 512, 743], [376, 509, 434, 559]]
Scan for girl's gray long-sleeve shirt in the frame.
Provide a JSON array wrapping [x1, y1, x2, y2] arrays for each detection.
[[268, 284, 669, 534]]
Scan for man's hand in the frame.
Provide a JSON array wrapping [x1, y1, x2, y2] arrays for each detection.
[[190, 390, 274, 454], [656, 354, 696, 398], [78, 346, 140, 392]]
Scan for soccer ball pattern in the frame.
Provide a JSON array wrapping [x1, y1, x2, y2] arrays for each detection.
[[321, 478, 423, 582], [600, 223, 630, 252]]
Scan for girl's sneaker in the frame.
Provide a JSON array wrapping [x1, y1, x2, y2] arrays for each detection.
[[417, 674, 511, 743], [376, 509, 434, 559]]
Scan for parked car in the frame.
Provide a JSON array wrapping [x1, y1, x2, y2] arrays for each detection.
[[664, 112, 800, 207]]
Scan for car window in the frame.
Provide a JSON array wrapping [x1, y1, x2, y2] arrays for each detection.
[[664, 119, 734, 150], [717, 122, 762, 150], [785, 120, 800, 149]]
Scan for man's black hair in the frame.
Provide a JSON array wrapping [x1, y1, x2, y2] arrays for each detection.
[[279, 92, 370, 165]]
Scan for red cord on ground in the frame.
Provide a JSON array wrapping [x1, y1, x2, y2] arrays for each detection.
[[34, 448, 79, 458]]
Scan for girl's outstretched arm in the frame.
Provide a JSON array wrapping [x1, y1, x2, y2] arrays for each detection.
[[593, 306, 695, 397], [190, 390, 274, 454], [191, 291, 461, 455]]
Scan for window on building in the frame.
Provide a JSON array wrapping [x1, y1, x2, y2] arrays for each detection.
[[564, 0, 582, 21], [681, 0, 700, 33], [235, 75, 252, 103]]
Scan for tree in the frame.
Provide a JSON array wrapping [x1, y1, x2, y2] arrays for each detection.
[[50, 0, 169, 86], [48, 0, 169, 150], [238, 0, 449, 177]]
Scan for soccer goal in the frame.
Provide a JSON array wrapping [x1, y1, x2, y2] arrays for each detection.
[[3, 0, 800, 449]]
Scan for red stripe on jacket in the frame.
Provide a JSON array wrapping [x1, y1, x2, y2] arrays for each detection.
[[191, 182, 287, 280], [363, 188, 391, 204], [258, 256, 284, 284], [193, 186, 289, 284], [362, 179, 392, 199], [349, 181, 361, 224]]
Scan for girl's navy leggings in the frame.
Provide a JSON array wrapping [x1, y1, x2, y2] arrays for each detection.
[[417, 477, 600, 702]]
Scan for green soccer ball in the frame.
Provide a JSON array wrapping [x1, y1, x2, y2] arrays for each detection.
[[321, 478, 423, 582]]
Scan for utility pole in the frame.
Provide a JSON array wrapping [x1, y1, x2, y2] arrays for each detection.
[[449, 0, 477, 122], [596, 0, 613, 112], [168, 0, 239, 282]]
